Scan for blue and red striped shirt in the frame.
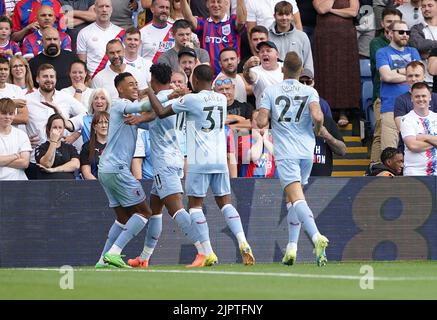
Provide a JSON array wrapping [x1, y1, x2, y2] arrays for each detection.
[[0, 40, 21, 58], [196, 14, 241, 76], [21, 29, 71, 59], [12, 0, 65, 34]]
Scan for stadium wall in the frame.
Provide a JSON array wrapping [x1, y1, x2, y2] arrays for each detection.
[[0, 177, 436, 267]]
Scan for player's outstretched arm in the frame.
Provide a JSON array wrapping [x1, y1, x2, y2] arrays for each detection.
[[309, 101, 324, 136], [147, 89, 176, 119]]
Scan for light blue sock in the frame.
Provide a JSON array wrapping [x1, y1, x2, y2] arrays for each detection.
[[145, 214, 162, 248], [287, 202, 301, 244], [113, 214, 147, 252], [100, 221, 124, 259], [190, 208, 210, 243], [294, 200, 319, 239], [174, 209, 199, 243], [221, 204, 244, 237]]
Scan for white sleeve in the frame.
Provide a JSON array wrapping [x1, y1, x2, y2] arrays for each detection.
[[69, 114, 84, 132], [246, 0, 257, 22], [18, 130, 32, 153], [290, 0, 299, 14], [76, 28, 87, 54], [400, 116, 416, 139], [69, 96, 86, 116], [134, 129, 146, 158]]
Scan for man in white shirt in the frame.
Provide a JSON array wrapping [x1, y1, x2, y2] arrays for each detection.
[[242, 41, 283, 108], [92, 39, 148, 100], [0, 98, 31, 181], [124, 27, 152, 83], [401, 81, 437, 176], [76, 0, 125, 78], [246, 0, 302, 35], [140, 0, 175, 63], [25, 64, 87, 179], [214, 47, 249, 103]]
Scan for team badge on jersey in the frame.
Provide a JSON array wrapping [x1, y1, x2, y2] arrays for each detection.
[[221, 24, 231, 36]]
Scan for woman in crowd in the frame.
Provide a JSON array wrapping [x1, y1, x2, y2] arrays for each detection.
[[35, 113, 80, 180], [61, 60, 94, 107], [8, 55, 35, 94], [51, 88, 112, 145], [313, 0, 360, 126], [80, 111, 109, 180]]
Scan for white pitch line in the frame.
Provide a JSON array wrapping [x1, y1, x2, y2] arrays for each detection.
[[2, 268, 437, 282]]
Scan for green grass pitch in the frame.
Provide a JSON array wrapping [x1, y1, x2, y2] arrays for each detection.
[[1, 261, 437, 300]]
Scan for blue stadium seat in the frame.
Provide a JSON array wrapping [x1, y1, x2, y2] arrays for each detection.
[[359, 59, 375, 132], [360, 59, 372, 78]]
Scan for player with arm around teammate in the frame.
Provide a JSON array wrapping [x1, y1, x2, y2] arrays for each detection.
[[147, 64, 255, 266], [126, 63, 210, 268], [257, 52, 329, 267], [96, 72, 182, 268]]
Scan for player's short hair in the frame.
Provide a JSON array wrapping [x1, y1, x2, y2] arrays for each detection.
[[406, 60, 425, 73], [274, 1, 293, 15], [283, 51, 302, 78], [45, 113, 65, 138], [382, 7, 403, 20], [249, 25, 268, 38], [114, 72, 134, 89], [219, 47, 237, 60], [172, 19, 192, 33], [0, 15, 12, 28], [37, 63, 56, 77], [0, 98, 16, 114], [411, 81, 431, 92], [0, 56, 9, 66], [150, 63, 172, 85], [193, 64, 214, 83], [125, 26, 141, 37], [381, 147, 402, 165]]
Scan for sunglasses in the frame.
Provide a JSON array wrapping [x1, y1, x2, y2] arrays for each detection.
[[299, 79, 314, 85], [215, 78, 232, 87], [393, 30, 411, 36]]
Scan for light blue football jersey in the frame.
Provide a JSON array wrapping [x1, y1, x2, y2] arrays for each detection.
[[260, 79, 320, 160], [171, 90, 228, 173], [149, 89, 184, 171], [99, 98, 151, 173]]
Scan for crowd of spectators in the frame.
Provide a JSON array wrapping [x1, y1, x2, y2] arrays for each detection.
[[4, 0, 437, 181]]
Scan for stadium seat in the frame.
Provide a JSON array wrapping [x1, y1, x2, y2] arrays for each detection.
[[359, 59, 375, 132]]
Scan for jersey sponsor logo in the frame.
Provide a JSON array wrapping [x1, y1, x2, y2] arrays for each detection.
[[221, 24, 231, 36], [205, 35, 229, 44]]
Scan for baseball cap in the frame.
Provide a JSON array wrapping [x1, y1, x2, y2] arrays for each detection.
[[300, 68, 314, 79], [256, 40, 278, 51], [178, 47, 197, 59]]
